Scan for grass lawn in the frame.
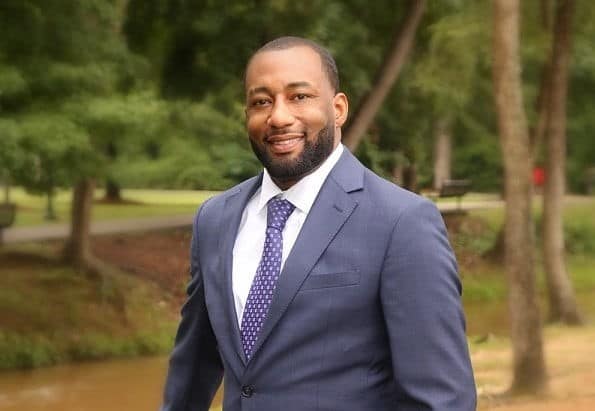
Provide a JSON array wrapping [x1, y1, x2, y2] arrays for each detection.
[[6, 187, 219, 227], [3, 189, 511, 228], [450, 195, 595, 336]]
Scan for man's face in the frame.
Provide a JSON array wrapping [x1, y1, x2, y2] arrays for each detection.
[[244, 46, 348, 188]]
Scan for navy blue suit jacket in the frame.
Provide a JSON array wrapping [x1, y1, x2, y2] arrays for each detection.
[[161, 149, 476, 410]]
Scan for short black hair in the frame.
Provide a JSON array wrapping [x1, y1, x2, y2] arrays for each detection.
[[246, 36, 340, 93]]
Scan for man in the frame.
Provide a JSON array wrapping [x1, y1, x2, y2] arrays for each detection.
[[161, 36, 476, 411]]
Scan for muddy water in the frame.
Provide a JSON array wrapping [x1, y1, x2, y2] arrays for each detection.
[[0, 356, 224, 411], [2, 293, 591, 411], [0, 356, 169, 411], [0, 302, 508, 411]]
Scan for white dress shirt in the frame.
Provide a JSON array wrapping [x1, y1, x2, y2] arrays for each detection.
[[232, 143, 344, 325]]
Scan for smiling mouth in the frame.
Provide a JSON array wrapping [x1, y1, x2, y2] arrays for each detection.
[[266, 133, 305, 153], [271, 137, 301, 145]]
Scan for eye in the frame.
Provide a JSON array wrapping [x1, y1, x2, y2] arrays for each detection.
[[293, 93, 309, 101], [251, 98, 271, 107]]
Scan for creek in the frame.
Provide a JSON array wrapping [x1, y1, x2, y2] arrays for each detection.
[[0, 298, 517, 411]]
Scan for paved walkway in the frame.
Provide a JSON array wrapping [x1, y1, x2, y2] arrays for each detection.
[[1, 199, 506, 244], [2, 214, 195, 244]]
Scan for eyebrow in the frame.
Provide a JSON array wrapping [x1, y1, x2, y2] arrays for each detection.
[[287, 81, 313, 89], [247, 81, 314, 96]]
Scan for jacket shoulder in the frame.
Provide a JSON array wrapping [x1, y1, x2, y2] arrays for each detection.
[[362, 168, 434, 215], [195, 175, 260, 218]]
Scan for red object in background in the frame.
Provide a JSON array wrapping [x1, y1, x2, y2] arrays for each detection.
[[533, 167, 546, 186]]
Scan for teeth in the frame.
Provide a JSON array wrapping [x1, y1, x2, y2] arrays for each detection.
[[273, 138, 299, 145]]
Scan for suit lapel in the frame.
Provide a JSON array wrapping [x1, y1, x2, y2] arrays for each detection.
[[247, 150, 364, 362], [219, 175, 262, 367]]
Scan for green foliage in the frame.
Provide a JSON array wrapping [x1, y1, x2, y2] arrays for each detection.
[[0, 332, 62, 369], [567, 255, 595, 291], [111, 101, 259, 190], [0, 0, 154, 192], [68, 330, 174, 361], [452, 113, 503, 192], [411, 1, 490, 114], [35, 62, 120, 98], [0, 119, 25, 175], [534, 205, 595, 256], [458, 201, 595, 305], [564, 222, 595, 255], [0, 65, 29, 108], [567, 18, 595, 193], [462, 277, 507, 303], [0, 0, 593, 193], [452, 219, 499, 257], [70, 92, 170, 153], [12, 114, 99, 195], [336, 1, 500, 188], [0, 0, 143, 102], [0, 329, 175, 369]]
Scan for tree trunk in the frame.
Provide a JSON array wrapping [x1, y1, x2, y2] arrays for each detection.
[[540, 0, 554, 30], [63, 178, 95, 270], [432, 117, 452, 191], [103, 139, 122, 202], [45, 188, 57, 221], [402, 163, 418, 193], [342, 0, 426, 152], [392, 151, 405, 186], [542, 0, 582, 325], [2, 172, 10, 203], [529, 0, 554, 160], [493, 0, 547, 395], [104, 179, 122, 202], [530, 62, 551, 160]]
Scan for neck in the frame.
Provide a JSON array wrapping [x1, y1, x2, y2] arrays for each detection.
[[270, 176, 300, 191]]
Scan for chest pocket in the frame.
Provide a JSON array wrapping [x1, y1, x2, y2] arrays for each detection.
[[300, 270, 360, 291]]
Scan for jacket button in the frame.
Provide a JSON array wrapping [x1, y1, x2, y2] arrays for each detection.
[[241, 385, 254, 398]]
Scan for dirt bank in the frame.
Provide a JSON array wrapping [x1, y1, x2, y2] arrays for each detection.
[[92, 227, 192, 307]]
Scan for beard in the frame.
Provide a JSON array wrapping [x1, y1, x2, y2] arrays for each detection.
[[250, 124, 336, 183]]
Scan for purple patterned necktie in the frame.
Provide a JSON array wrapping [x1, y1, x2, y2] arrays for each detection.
[[240, 197, 295, 359]]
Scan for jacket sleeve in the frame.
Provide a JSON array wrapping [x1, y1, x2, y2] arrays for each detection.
[[380, 199, 476, 410], [160, 201, 223, 411]]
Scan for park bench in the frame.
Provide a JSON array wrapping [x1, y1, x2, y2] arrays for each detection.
[[0, 203, 16, 245], [432, 179, 471, 211]]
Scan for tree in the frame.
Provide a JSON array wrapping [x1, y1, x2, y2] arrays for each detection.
[[342, 0, 426, 152], [542, 0, 582, 324], [70, 93, 170, 201], [63, 178, 96, 271], [492, 0, 547, 394], [0, 120, 23, 203], [409, 1, 491, 191], [432, 117, 452, 190], [12, 115, 96, 221], [0, 0, 147, 270]]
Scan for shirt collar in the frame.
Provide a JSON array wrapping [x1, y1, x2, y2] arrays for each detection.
[[257, 143, 344, 214]]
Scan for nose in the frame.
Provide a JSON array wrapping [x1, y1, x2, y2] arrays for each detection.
[[267, 99, 295, 128]]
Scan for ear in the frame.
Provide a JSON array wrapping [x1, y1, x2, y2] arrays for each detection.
[[333, 92, 348, 128]]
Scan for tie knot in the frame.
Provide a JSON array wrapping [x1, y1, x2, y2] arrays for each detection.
[[267, 197, 295, 231]]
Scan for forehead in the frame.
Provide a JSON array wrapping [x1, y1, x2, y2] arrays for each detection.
[[245, 46, 328, 93]]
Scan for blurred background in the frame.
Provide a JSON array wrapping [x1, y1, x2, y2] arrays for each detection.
[[0, 1, 594, 410]]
